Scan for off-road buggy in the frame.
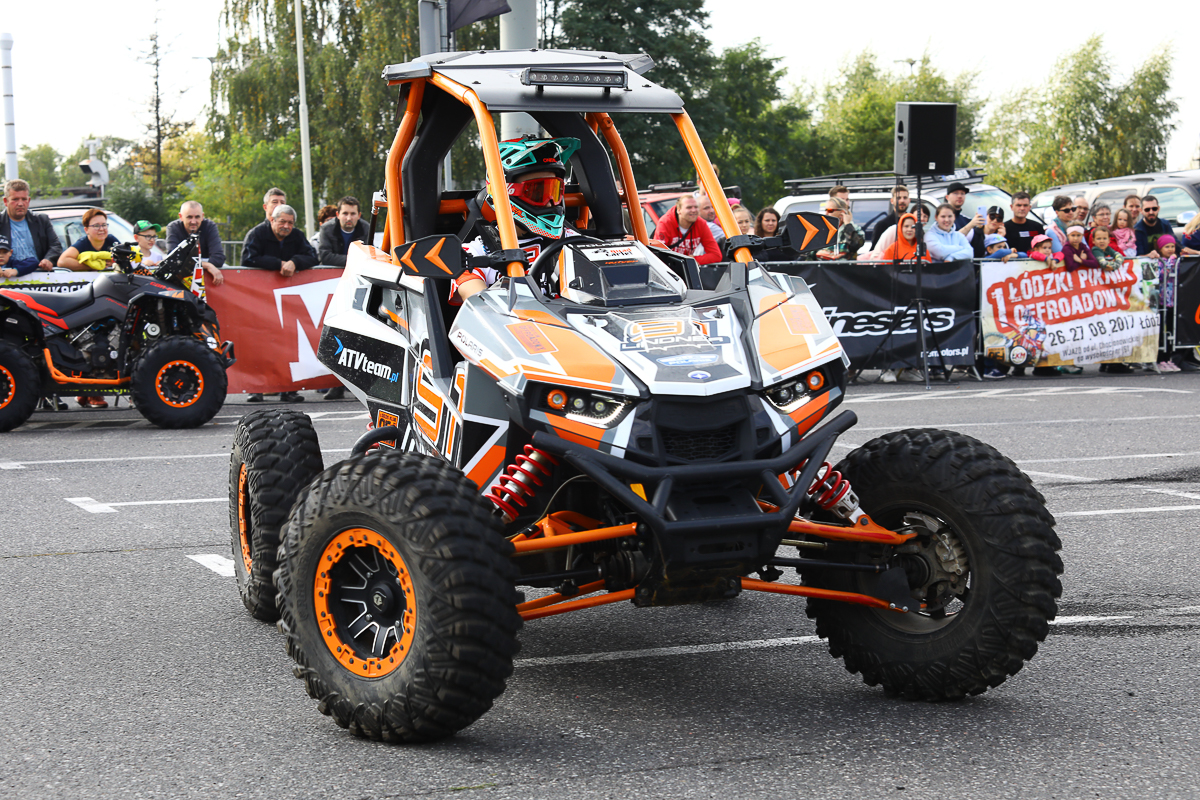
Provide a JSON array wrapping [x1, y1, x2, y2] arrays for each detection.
[[0, 236, 234, 431], [229, 49, 1063, 743]]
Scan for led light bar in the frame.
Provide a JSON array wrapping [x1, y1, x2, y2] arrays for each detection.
[[522, 68, 628, 92]]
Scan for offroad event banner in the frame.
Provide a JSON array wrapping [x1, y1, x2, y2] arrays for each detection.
[[775, 260, 977, 369], [205, 268, 345, 393], [1172, 257, 1200, 347], [979, 259, 1159, 367]]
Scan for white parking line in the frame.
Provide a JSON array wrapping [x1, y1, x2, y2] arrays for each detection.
[[1058, 504, 1200, 517], [65, 497, 117, 513], [66, 496, 226, 513], [847, 386, 1190, 403], [513, 608, 1196, 667], [1017, 451, 1200, 464], [517, 636, 822, 667], [853, 412, 1200, 431], [8, 448, 351, 470], [187, 554, 235, 577]]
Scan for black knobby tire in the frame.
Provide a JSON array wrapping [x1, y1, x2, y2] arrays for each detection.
[[0, 341, 40, 433], [274, 450, 522, 742], [130, 336, 227, 429], [804, 429, 1063, 700], [229, 409, 324, 622]]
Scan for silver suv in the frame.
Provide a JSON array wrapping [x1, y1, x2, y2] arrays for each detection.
[[1031, 170, 1200, 227]]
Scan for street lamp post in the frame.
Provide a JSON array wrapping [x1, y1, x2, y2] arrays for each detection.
[[294, 0, 315, 237]]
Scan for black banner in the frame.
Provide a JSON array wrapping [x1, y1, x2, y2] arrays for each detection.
[[771, 260, 978, 369], [1174, 256, 1200, 347]]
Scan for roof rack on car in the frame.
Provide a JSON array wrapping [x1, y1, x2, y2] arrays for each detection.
[[782, 168, 987, 194], [637, 181, 742, 198]]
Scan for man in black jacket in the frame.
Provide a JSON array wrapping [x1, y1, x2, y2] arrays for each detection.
[[0, 179, 64, 273], [316, 196, 371, 266], [242, 205, 318, 277], [165, 200, 226, 285]]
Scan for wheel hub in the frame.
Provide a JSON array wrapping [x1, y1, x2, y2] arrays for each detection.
[[897, 511, 970, 614]]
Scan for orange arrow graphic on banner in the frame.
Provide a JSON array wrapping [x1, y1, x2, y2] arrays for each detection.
[[400, 244, 416, 273], [796, 215, 819, 250], [425, 237, 453, 274], [823, 215, 838, 242]]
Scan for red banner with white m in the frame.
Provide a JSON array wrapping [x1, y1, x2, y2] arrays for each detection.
[[205, 267, 344, 394]]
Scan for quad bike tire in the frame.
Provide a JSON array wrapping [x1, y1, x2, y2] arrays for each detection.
[[0, 341, 40, 432], [130, 336, 227, 429], [229, 409, 324, 622], [274, 450, 522, 742], [804, 428, 1063, 700]]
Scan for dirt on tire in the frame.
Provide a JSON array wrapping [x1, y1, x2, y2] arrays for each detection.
[[274, 450, 522, 742], [803, 428, 1064, 700]]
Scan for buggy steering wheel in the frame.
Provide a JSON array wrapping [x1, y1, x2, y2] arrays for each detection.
[[528, 235, 604, 293]]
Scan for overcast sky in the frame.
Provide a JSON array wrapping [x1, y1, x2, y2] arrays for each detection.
[[3, 0, 1195, 180]]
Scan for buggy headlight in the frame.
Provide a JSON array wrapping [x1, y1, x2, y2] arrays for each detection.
[[764, 368, 826, 413], [532, 384, 634, 428]]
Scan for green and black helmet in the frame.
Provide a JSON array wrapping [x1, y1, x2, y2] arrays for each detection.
[[484, 136, 581, 239]]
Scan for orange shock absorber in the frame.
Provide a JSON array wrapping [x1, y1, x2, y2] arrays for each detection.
[[794, 459, 860, 520], [486, 444, 560, 523]]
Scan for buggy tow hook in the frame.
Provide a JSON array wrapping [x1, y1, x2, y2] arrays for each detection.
[[487, 444, 559, 523]]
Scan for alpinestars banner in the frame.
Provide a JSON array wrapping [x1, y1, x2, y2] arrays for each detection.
[[773, 260, 978, 369]]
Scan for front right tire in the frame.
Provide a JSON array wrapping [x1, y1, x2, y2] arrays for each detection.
[[275, 451, 522, 742]]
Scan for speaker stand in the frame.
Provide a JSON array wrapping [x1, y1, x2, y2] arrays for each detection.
[[855, 175, 956, 389]]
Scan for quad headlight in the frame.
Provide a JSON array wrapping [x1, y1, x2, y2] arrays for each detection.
[[533, 384, 634, 428], [764, 369, 827, 413]]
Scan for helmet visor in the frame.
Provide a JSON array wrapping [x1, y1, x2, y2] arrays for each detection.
[[508, 176, 563, 208]]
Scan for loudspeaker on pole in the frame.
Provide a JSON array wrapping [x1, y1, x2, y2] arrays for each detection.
[[893, 102, 957, 176]]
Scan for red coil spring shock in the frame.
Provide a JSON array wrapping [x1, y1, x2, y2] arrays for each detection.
[[486, 444, 560, 523], [795, 460, 852, 512]]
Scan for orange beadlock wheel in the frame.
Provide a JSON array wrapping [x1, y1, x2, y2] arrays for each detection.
[[0, 364, 14, 410], [236, 463, 253, 574], [313, 528, 417, 678], [155, 360, 204, 408]]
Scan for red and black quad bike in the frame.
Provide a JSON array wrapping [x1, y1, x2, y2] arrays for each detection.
[[230, 49, 1063, 743], [0, 234, 235, 430]]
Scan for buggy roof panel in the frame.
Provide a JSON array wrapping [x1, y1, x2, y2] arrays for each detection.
[[382, 49, 684, 114]]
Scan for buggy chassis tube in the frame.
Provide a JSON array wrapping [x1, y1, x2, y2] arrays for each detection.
[[740, 578, 901, 612], [531, 411, 857, 539]]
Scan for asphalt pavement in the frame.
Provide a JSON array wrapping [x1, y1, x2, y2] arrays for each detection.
[[2, 371, 1198, 800]]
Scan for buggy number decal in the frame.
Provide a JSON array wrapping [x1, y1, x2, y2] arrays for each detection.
[[411, 352, 466, 461], [375, 410, 400, 448]]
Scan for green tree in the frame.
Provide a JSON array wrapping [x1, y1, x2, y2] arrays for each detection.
[[11, 144, 63, 195], [190, 129, 304, 237], [701, 41, 826, 211], [212, 0, 423, 211], [552, 0, 715, 184], [819, 52, 981, 174], [978, 36, 1176, 194]]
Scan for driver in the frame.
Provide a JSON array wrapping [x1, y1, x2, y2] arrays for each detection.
[[452, 136, 581, 303]]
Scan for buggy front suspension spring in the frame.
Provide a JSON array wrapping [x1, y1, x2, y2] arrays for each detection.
[[487, 444, 559, 523], [796, 460, 862, 521]]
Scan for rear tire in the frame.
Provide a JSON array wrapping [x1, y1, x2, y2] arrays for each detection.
[[0, 341, 40, 433], [275, 451, 522, 742], [804, 429, 1063, 700], [229, 409, 323, 622], [130, 336, 227, 429]]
